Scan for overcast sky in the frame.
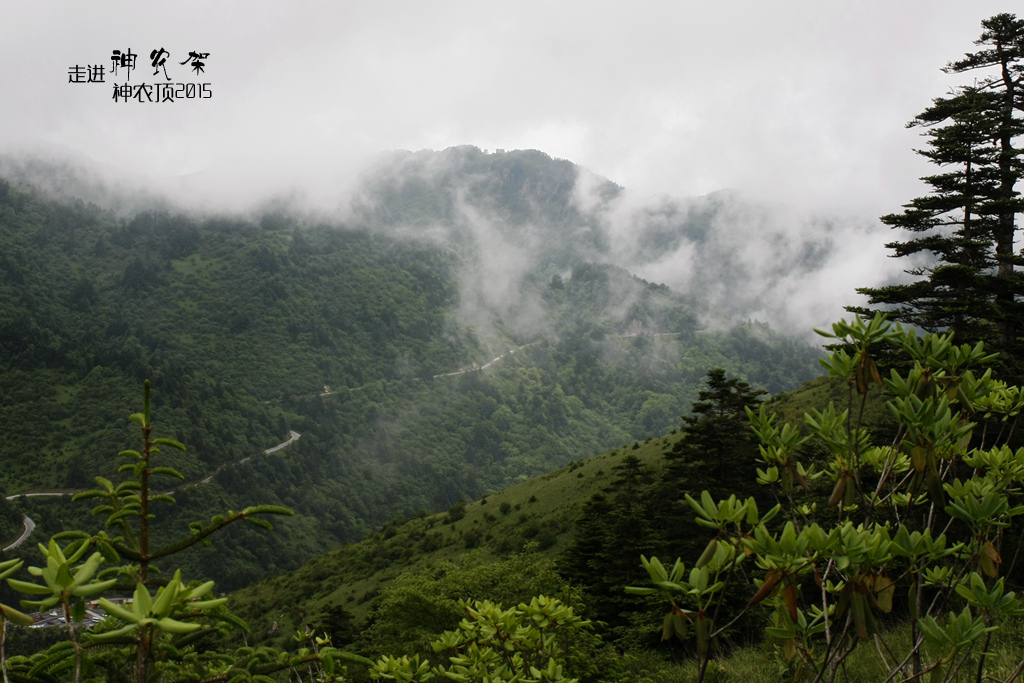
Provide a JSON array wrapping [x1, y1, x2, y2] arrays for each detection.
[[1, 1, 1015, 214], [6, 1, 1024, 339]]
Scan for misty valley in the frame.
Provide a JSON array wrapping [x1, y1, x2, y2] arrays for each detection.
[[0, 148, 823, 590]]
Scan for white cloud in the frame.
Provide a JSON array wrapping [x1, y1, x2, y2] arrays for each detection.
[[3, 1, 1011, 210], [1, 0, 1013, 338]]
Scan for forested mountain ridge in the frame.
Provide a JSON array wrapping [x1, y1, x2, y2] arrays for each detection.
[[351, 147, 617, 265], [349, 146, 869, 335], [0, 151, 822, 591]]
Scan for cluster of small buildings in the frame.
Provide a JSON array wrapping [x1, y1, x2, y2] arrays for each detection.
[[26, 597, 130, 629]]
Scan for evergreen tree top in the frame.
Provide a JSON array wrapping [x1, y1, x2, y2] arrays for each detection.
[[945, 13, 1024, 77]]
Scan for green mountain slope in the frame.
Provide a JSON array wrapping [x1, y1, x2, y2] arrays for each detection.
[[0, 155, 823, 591], [228, 371, 884, 652], [228, 433, 677, 648]]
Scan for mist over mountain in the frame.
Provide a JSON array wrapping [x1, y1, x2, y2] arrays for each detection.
[[0, 147, 830, 589], [0, 144, 893, 343], [346, 145, 892, 340], [0, 147, 176, 217]]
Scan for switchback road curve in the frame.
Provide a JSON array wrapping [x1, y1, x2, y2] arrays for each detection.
[[1, 431, 301, 551]]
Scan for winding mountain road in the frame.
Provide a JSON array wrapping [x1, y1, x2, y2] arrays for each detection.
[[262, 430, 301, 455], [2, 330, 671, 553], [1, 430, 302, 552], [432, 341, 543, 379], [2, 515, 35, 552], [429, 335, 675, 380]]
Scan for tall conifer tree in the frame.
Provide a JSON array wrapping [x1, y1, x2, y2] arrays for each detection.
[[853, 14, 1024, 370], [664, 368, 766, 501], [654, 368, 767, 566], [854, 88, 1002, 343], [559, 454, 659, 634]]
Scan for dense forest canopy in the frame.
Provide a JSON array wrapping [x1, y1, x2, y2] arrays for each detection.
[[0, 149, 823, 596]]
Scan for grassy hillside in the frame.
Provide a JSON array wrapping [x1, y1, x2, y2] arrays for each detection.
[[229, 431, 679, 645], [228, 370, 882, 641]]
